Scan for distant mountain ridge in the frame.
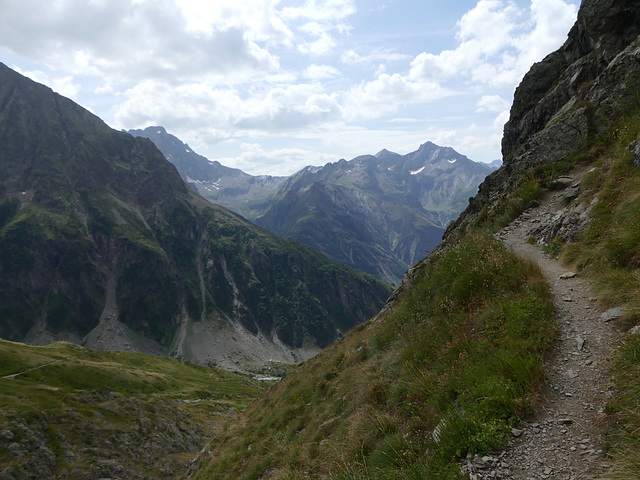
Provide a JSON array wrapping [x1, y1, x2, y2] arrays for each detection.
[[127, 126, 287, 220], [0, 64, 391, 372], [130, 127, 495, 284]]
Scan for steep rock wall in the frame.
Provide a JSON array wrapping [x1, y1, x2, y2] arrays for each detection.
[[448, 0, 640, 233]]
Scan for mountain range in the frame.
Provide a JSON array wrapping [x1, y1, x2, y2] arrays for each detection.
[[0, 62, 391, 372], [192, 0, 640, 476], [4, 0, 640, 477], [129, 127, 496, 284]]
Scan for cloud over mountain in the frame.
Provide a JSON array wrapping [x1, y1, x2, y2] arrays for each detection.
[[0, 0, 578, 175]]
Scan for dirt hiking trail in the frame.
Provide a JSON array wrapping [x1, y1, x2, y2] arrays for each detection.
[[464, 173, 622, 480]]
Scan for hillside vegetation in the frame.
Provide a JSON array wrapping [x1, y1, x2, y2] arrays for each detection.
[[468, 105, 640, 477], [195, 232, 555, 478], [0, 340, 267, 478], [191, 3, 640, 466], [5, 0, 640, 478]]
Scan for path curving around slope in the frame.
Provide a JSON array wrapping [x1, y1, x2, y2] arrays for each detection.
[[464, 182, 621, 479]]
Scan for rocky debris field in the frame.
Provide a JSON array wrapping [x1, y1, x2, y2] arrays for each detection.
[[461, 174, 623, 479]]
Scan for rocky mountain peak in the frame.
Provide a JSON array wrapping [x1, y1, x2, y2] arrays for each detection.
[[375, 148, 393, 157]]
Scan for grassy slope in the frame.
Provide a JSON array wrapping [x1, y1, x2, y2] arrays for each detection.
[[0, 340, 268, 478], [195, 232, 556, 479], [193, 110, 640, 480]]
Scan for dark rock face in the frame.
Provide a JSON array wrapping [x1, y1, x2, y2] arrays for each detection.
[[0, 63, 391, 367], [502, 0, 640, 165], [447, 0, 640, 235]]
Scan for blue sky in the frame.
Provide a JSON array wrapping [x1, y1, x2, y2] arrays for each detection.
[[0, 0, 579, 175]]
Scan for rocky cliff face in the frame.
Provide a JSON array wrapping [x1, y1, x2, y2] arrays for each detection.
[[448, 0, 640, 234], [383, 0, 640, 312], [0, 64, 391, 371]]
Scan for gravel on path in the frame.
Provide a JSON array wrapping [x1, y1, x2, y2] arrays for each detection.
[[462, 179, 622, 480]]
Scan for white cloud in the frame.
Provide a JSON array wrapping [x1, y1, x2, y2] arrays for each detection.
[[515, 0, 578, 68], [94, 84, 116, 95], [281, 0, 356, 23], [0, 0, 281, 85], [216, 142, 338, 176], [113, 80, 342, 144], [343, 74, 451, 121], [177, 0, 292, 43], [338, 0, 576, 128], [297, 31, 337, 56], [283, 0, 355, 57], [493, 109, 511, 129], [303, 64, 341, 80], [476, 95, 510, 113], [341, 49, 412, 65], [235, 84, 342, 130], [408, 0, 577, 88], [476, 95, 511, 130], [0, 0, 579, 175], [389, 117, 423, 124], [112, 80, 242, 137]]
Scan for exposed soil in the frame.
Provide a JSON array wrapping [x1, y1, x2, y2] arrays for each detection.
[[465, 176, 622, 479]]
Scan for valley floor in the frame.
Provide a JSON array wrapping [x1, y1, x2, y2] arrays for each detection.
[[467, 173, 621, 479]]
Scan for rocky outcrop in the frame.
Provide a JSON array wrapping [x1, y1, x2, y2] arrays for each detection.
[[0, 64, 391, 371], [0, 395, 203, 479], [382, 0, 640, 314], [447, 0, 640, 235]]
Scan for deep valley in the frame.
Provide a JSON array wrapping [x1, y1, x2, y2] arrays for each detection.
[[2, 0, 640, 478]]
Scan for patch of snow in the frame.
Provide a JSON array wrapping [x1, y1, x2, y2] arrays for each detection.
[[447, 159, 457, 164], [156, 130, 162, 134], [410, 166, 425, 175], [186, 149, 191, 153]]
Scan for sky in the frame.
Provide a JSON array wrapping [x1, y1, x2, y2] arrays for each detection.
[[0, 0, 579, 176]]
